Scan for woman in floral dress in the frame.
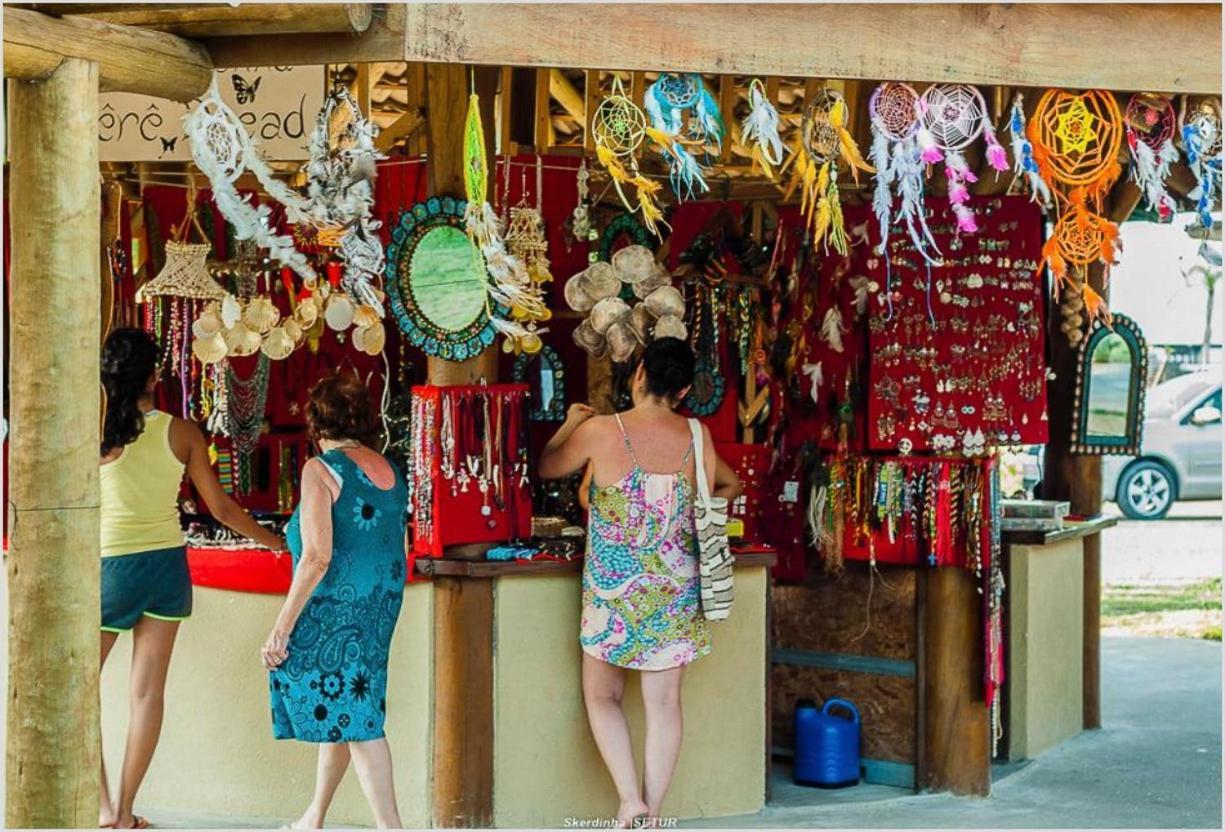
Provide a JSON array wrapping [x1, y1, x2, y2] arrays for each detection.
[[540, 337, 733, 827], [262, 373, 408, 829]]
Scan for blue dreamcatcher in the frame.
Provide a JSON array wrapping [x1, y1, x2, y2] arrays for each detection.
[[645, 73, 724, 201], [385, 196, 507, 361]]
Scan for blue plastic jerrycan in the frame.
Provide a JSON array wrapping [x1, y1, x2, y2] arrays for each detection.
[[793, 697, 861, 788]]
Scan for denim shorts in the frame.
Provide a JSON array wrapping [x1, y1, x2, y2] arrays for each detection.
[[101, 546, 193, 632]]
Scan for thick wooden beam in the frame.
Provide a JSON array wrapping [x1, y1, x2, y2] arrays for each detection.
[[6, 57, 103, 829], [404, 3, 1221, 94], [40, 2, 373, 36], [919, 568, 990, 796], [1042, 177, 1143, 732], [203, 2, 404, 68], [431, 577, 494, 827], [534, 68, 555, 150], [4, 6, 212, 100], [549, 68, 585, 123]]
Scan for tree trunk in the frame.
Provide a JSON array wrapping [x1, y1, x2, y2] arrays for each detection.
[[6, 58, 103, 828]]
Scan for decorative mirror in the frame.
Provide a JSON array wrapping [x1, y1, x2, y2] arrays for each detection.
[[598, 212, 654, 264], [511, 344, 567, 421], [386, 196, 503, 361], [1071, 313, 1148, 455]]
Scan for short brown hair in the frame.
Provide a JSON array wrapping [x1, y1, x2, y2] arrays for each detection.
[[306, 372, 381, 447]]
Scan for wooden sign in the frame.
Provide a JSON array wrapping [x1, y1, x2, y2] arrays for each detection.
[[99, 65, 325, 162]]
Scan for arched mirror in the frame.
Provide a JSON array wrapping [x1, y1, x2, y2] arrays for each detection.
[[511, 344, 566, 421], [1071, 313, 1148, 455]]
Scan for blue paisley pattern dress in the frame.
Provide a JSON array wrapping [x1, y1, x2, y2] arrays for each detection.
[[270, 449, 408, 743], [581, 415, 712, 670]]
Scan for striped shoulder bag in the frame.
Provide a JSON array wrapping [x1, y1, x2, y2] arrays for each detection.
[[688, 418, 733, 620]]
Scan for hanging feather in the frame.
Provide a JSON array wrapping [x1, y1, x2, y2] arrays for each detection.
[[632, 175, 670, 235], [819, 307, 847, 353], [1009, 94, 1052, 208], [1130, 136, 1180, 221], [829, 96, 875, 184], [850, 276, 872, 315], [870, 125, 896, 252], [944, 150, 980, 233], [742, 79, 784, 179], [802, 361, 824, 403], [982, 114, 1010, 173], [895, 138, 942, 263]]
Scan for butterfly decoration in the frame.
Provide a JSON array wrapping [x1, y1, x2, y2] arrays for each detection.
[[159, 136, 177, 154], [644, 72, 723, 200], [232, 74, 261, 105]]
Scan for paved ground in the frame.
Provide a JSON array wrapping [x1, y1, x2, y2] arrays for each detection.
[[152, 638, 1220, 829], [694, 637, 1222, 829], [1100, 500, 1222, 584]]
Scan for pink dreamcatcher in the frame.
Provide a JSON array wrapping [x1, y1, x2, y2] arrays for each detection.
[[917, 84, 1009, 233], [1126, 93, 1179, 221]]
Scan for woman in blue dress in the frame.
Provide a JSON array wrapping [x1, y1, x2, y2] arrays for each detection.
[[262, 373, 409, 829]]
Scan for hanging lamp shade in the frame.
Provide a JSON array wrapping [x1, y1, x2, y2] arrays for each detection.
[[137, 241, 227, 301]]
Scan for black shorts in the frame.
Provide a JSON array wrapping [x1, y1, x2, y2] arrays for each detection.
[[101, 546, 193, 633]]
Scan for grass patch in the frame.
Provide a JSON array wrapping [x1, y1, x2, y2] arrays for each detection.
[[1103, 579, 1222, 640], [1103, 578, 1221, 617]]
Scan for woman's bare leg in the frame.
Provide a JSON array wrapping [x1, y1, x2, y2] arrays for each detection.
[[293, 743, 351, 829], [114, 617, 180, 829], [349, 738, 402, 829], [99, 630, 120, 828], [641, 666, 685, 822], [582, 654, 648, 825]]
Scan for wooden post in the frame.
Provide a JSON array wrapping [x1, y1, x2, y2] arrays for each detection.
[[919, 568, 990, 796], [425, 63, 500, 827], [1043, 177, 1142, 731], [6, 57, 102, 829]]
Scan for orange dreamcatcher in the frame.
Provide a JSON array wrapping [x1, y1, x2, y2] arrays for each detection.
[[1027, 89, 1125, 343]]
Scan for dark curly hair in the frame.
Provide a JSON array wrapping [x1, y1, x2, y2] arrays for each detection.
[[306, 372, 382, 448], [639, 337, 695, 402], [101, 328, 161, 455]]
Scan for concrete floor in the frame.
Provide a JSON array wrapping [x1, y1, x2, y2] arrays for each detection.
[[695, 637, 1222, 829], [148, 636, 1221, 829]]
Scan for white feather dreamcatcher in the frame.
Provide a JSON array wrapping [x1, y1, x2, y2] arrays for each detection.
[[1124, 93, 1180, 222], [741, 79, 784, 180], [1008, 93, 1053, 208], [869, 82, 941, 267]]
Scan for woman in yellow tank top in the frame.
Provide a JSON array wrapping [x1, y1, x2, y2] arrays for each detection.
[[99, 329, 284, 830]]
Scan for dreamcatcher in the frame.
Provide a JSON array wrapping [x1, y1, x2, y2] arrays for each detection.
[[741, 79, 784, 180], [1027, 88, 1125, 343], [1007, 93, 1053, 208], [592, 76, 668, 235], [186, 78, 387, 355], [566, 245, 685, 364], [1126, 93, 1180, 222], [916, 83, 1009, 233], [782, 87, 874, 255], [1181, 99, 1223, 231], [461, 92, 544, 348], [644, 72, 723, 199], [502, 156, 554, 355], [869, 81, 941, 306]]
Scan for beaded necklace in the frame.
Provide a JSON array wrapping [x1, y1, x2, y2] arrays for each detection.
[[225, 354, 270, 494]]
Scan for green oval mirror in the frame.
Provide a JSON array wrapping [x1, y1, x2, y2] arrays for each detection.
[[411, 226, 488, 333]]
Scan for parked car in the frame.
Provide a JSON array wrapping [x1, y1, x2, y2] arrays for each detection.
[[1017, 370, 1222, 519]]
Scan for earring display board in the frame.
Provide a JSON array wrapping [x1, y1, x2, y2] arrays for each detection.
[[409, 383, 533, 557], [866, 196, 1048, 452], [713, 441, 770, 543]]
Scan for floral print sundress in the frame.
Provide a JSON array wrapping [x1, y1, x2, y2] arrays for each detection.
[[581, 414, 712, 670], [270, 449, 408, 743]]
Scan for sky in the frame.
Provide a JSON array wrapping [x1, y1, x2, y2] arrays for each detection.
[[1109, 212, 1222, 347]]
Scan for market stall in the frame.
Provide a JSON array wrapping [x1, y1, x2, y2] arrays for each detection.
[[3, 4, 1220, 829]]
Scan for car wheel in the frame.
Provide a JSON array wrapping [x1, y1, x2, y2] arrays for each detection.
[[1116, 461, 1176, 520]]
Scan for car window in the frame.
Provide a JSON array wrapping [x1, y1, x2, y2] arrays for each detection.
[[1183, 389, 1222, 425]]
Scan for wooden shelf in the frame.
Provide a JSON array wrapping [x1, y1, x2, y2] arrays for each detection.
[[1001, 515, 1119, 547], [415, 547, 778, 579]]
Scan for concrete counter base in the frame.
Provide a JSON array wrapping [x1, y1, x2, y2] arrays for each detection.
[[101, 563, 769, 827]]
